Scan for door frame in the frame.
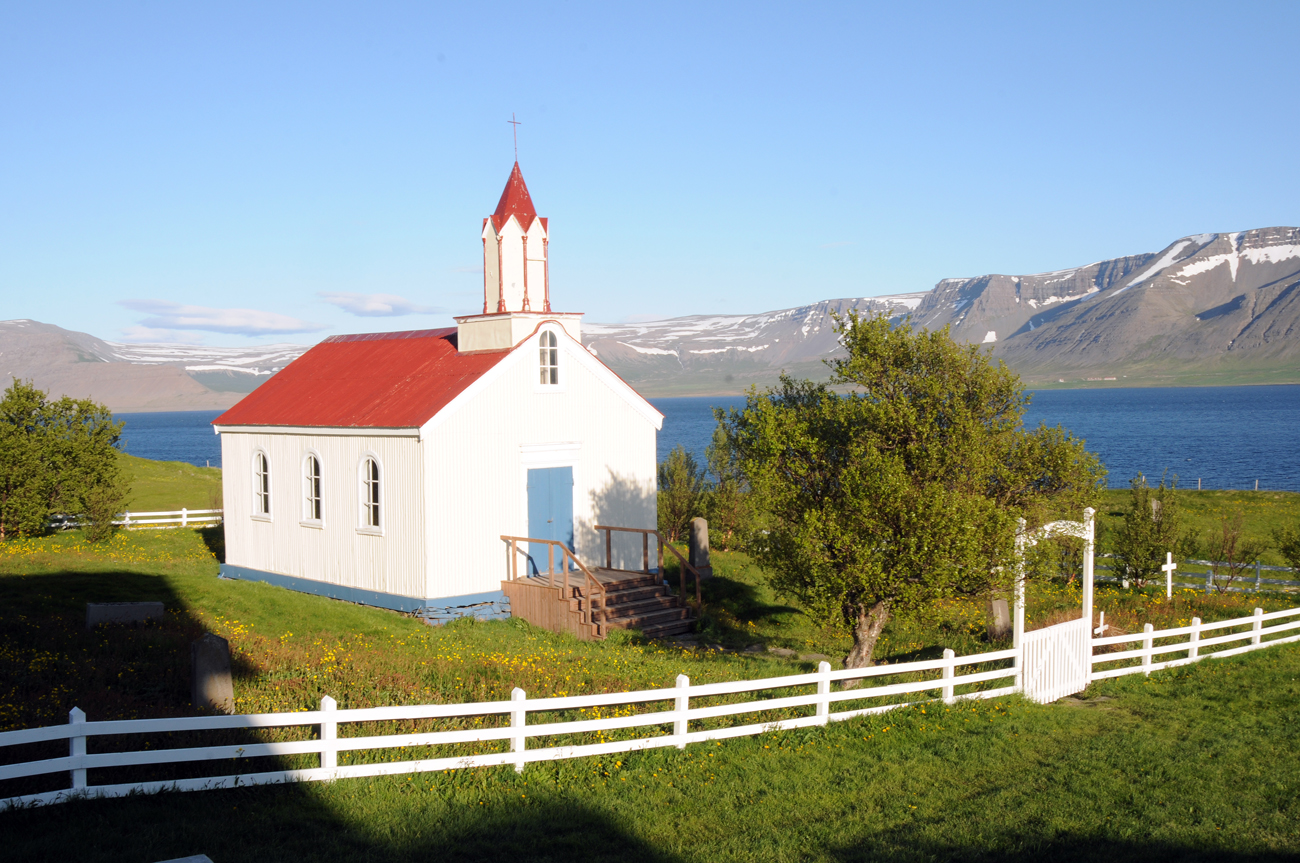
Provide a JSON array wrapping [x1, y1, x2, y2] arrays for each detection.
[[518, 442, 582, 551]]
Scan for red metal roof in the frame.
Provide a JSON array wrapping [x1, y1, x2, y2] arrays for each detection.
[[489, 162, 540, 233], [213, 328, 509, 429]]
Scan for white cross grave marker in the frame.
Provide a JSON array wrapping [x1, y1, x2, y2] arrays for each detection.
[[1094, 611, 1109, 637], [1162, 552, 1177, 599]]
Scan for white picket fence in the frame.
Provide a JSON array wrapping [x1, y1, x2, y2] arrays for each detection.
[[50, 508, 223, 530], [2, 649, 1022, 808], [5, 600, 1300, 809], [1091, 605, 1300, 679]]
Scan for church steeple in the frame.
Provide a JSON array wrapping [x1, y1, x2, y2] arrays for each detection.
[[481, 162, 549, 314], [456, 164, 578, 354]]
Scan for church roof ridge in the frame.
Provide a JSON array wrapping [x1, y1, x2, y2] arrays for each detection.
[[490, 162, 538, 232], [213, 328, 509, 429]]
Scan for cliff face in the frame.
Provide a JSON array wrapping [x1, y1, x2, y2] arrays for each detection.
[[579, 226, 1300, 393], [913, 227, 1300, 384]]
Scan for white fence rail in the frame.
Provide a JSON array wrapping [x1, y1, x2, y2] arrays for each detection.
[[4, 601, 1299, 810], [0, 649, 1018, 809], [50, 509, 223, 530], [1095, 556, 1299, 594], [1091, 606, 1300, 680]]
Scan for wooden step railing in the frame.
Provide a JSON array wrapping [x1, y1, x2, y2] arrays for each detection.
[[593, 525, 703, 608], [500, 536, 608, 635]]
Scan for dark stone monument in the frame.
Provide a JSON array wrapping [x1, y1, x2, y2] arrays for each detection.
[[191, 633, 234, 714], [688, 517, 713, 579], [986, 597, 1012, 640]]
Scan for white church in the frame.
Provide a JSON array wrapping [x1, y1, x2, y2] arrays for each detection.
[[213, 164, 666, 623]]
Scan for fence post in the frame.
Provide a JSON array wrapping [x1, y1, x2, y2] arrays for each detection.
[[320, 696, 337, 772], [68, 707, 87, 793], [1013, 518, 1027, 692], [816, 661, 832, 723], [1252, 607, 1264, 647], [941, 649, 955, 704], [1189, 617, 1201, 660], [1205, 568, 1213, 594], [674, 674, 690, 747], [1255, 560, 1262, 593], [1142, 623, 1154, 676], [511, 687, 527, 773], [181, 507, 188, 528]]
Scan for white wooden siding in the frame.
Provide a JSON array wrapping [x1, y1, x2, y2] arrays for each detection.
[[221, 432, 427, 600], [424, 331, 658, 600]]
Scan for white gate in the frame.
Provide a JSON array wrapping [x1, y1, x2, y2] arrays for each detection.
[[1021, 616, 1090, 703]]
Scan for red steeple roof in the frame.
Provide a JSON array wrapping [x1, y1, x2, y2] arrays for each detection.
[[490, 162, 538, 232]]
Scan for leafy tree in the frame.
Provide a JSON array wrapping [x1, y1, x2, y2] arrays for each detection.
[[1273, 523, 1300, 574], [719, 313, 1105, 669], [700, 424, 755, 551], [1207, 510, 1265, 594], [656, 445, 704, 543], [0, 380, 129, 541], [1111, 473, 1197, 587]]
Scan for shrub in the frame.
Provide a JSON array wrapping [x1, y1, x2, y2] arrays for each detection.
[[0, 379, 128, 541], [1111, 473, 1197, 587], [656, 445, 703, 542]]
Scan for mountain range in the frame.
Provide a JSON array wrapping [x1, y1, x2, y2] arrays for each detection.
[[4, 226, 1297, 410]]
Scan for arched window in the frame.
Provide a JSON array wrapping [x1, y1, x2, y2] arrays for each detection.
[[253, 451, 270, 516], [303, 454, 322, 522], [360, 457, 380, 528], [539, 331, 558, 385]]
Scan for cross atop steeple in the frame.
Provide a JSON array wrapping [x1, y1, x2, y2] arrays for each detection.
[[508, 113, 521, 161]]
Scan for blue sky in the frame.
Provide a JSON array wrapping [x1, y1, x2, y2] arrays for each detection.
[[3, 1, 1297, 346]]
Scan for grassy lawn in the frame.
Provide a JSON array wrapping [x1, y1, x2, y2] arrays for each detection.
[[1, 525, 1299, 860], [119, 452, 223, 513], [1095, 489, 1300, 567]]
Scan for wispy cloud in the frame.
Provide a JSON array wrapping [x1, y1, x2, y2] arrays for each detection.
[[116, 325, 208, 345], [317, 292, 442, 317], [819, 241, 856, 249], [119, 300, 324, 335]]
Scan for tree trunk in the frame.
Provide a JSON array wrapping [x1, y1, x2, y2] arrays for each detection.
[[841, 600, 890, 688]]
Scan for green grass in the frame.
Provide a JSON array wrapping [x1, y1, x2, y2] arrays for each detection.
[[118, 452, 223, 513], [3, 631, 1299, 861], [3, 528, 1300, 860], [1096, 489, 1300, 567]]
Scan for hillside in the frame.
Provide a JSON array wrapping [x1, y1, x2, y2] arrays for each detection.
[[581, 226, 1300, 394], [0, 320, 306, 412], [914, 226, 1300, 388], [7, 225, 1298, 407]]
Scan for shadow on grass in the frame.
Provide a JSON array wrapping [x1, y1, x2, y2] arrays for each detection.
[[681, 569, 804, 648], [0, 567, 273, 800], [1, 786, 685, 863], [4, 777, 1295, 863], [197, 524, 225, 563]]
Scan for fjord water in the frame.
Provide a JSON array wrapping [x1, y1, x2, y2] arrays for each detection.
[[117, 385, 1300, 492], [648, 385, 1300, 492]]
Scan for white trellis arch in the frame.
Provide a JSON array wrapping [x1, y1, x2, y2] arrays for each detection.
[[1013, 507, 1095, 702]]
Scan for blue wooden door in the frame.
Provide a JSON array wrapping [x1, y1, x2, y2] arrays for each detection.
[[527, 466, 574, 575]]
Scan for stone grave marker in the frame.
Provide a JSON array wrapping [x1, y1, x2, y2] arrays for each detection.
[[191, 633, 234, 714], [688, 517, 713, 579], [986, 597, 1011, 640], [86, 601, 164, 630]]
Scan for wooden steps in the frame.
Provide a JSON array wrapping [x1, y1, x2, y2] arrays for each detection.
[[501, 567, 697, 640]]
